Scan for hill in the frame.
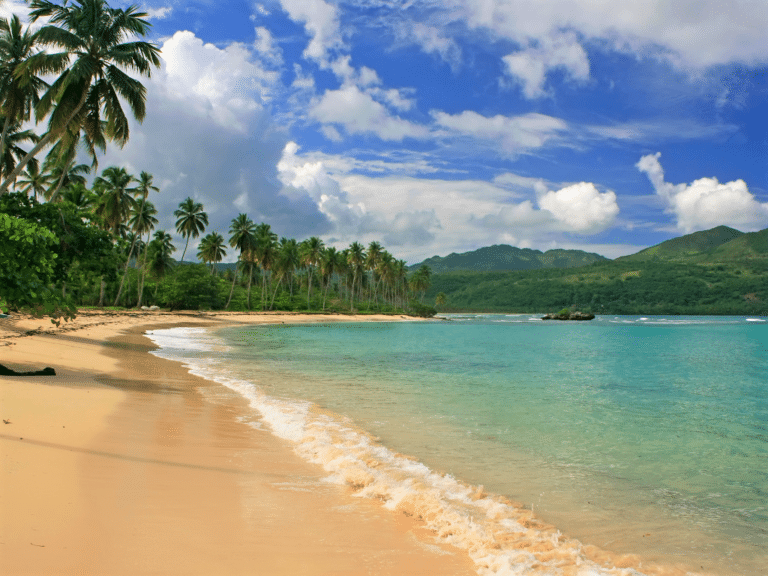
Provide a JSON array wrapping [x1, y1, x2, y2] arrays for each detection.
[[617, 226, 744, 262], [411, 245, 608, 272]]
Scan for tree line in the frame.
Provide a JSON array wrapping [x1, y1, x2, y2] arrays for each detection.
[[0, 1, 435, 320]]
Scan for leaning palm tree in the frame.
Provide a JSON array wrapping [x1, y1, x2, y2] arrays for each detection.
[[174, 197, 208, 261], [198, 232, 226, 275], [0, 0, 162, 196], [0, 15, 47, 165], [43, 128, 96, 202], [225, 213, 255, 309], [124, 199, 157, 307], [0, 116, 40, 188]]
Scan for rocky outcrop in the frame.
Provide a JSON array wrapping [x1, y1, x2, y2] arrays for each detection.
[[541, 311, 595, 321]]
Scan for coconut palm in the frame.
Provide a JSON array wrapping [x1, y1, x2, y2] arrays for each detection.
[[254, 223, 277, 310], [0, 0, 162, 195], [0, 15, 47, 164], [174, 197, 208, 262], [300, 236, 324, 309], [320, 246, 342, 310], [0, 117, 40, 187], [347, 241, 366, 312], [60, 181, 95, 211], [366, 241, 383, 306], [225, 213, 255, 309], [146, 230, 175, 282], [15, 160, 52, 200], [92, 166, 137, 235], [125, 199, 158, 307], [198, 232, 226, 275]]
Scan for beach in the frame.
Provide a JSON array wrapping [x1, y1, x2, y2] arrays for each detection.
[[0, 311, 475, 575]]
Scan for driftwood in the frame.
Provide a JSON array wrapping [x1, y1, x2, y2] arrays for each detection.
[[0, 364, 56, 376]]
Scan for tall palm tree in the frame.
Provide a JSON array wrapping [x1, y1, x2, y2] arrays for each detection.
[[61, 181, 95, 211], [43, 128, 96, 202], [254, 223, 277, 310], [145, 230, 175, 291], [300, 236, 324, 309], [198, 232, 226, 275], [0, 15, 46, 165], [366, 241, 383, 306], [126, 199, 158, 307], [320, 246, 342, 310], [15, 160, 52, 200], [347, 241, 366, 312], [225, 213, 255, 309], [279, 237, 300, 300], [0, 0, 162, 195], [174, 197, 208, 261]]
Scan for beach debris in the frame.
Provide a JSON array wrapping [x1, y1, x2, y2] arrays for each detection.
[[0, 363, 56, 376], [3, 419, 10, 424]]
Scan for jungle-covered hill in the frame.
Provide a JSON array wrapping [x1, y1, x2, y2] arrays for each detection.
[[410, 245, 608, 272], [425, 226, 768, 315]]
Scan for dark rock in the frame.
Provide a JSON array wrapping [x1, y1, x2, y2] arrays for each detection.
[[0, 364, 56, 376], [541, 311, 595, 321]]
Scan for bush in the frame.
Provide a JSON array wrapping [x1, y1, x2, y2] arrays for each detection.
[[155, 264, 226, 310]]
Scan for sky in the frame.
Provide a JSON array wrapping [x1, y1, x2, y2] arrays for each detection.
[[4, 0, 768, 263]]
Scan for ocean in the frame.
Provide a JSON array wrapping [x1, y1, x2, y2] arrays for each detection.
[[146, 315, 768, 576]]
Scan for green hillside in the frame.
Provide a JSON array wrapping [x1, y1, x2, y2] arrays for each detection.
[[411, 245, 608, 272], [423, 226, 768, 315], [617, 225, 744, 262]]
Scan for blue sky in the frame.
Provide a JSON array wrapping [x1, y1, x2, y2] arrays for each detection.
[[5, 0, 768, 262]]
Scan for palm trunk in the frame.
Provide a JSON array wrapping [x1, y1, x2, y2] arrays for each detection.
[[0, 116, 11, 172], [180, 236, 190, 262], [225, 263, 238, 309], [136, 235, 151, 308], [98, 277, 106, 307], [0, 89, 90, 196], [113, 236, 138, 306], [269, 273, 284, 310], [246, 263, 253, 309], [306, 267, 312, 310]]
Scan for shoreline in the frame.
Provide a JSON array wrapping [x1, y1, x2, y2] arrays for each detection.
[[1, 311, 473, 575]]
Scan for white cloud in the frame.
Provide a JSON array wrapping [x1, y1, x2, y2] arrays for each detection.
[[278, 0, 343, 64], [538, 182, 619, 233], [457, 0, 768, 70], [310, 85, 429, 141], [407, 22, 463, 71], [501, 32, 590, 99], [431, 110, 568, 155], [157, 31, 279, 132], [145, 6, 172, 20], [637, 152, 768, 232], [254, 26, 283, 65]]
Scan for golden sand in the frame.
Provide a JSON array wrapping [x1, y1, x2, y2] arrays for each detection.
[[0, 310, 474, 575]]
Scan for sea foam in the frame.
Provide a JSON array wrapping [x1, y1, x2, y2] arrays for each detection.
[[146, 326, 655, 576]]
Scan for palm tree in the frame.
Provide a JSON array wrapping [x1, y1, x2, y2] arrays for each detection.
[[145, 230, 175, 289], [347, 242, 366, 312], [0, 117, 40, 188], [254, 223, 277, 310], [174, 197, 208, 261], [15, 161, 52, 200], [92, 166, 137, 235], [320, 246, 342, 310], [225, 213, 255, 309], [411, 264, 432, 303], [0, 0, 162, 196], [60, 181, 95, 211], [300, 236, 324, 309], [366, 241, 383, 306], [127, 200, 158, 307], [198, 232, 226, 275], [43, 124, 99, 202], [0, 15, 47, 166]]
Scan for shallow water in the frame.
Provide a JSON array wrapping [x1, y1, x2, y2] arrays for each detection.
[[147, 315, 768, 575]]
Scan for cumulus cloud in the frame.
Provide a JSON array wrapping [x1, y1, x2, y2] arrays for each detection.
[[403, 22, 463, 72], [502, 32, 590, 98], [431, 111, 568, 156], [637, 152, 768, 232], [538, 182, 619, 233], [157, 31, 279, 132], [457, 0, 768, 70], [310, 85, 429, 141], [278, 0, 343, 64]]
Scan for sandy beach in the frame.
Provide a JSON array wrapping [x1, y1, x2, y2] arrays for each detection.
[[1, 310, 474, 575]]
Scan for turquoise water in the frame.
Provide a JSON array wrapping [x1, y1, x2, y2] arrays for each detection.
[[149, 315, 768, 575]]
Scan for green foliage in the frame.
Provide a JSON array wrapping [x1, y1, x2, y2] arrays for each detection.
[[0, 212, 74, 321], [155, 263, 226, 310], [408, 301, 437, 318]]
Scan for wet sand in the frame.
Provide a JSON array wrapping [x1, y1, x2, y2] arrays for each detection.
[[0, 311, 474, 575]]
